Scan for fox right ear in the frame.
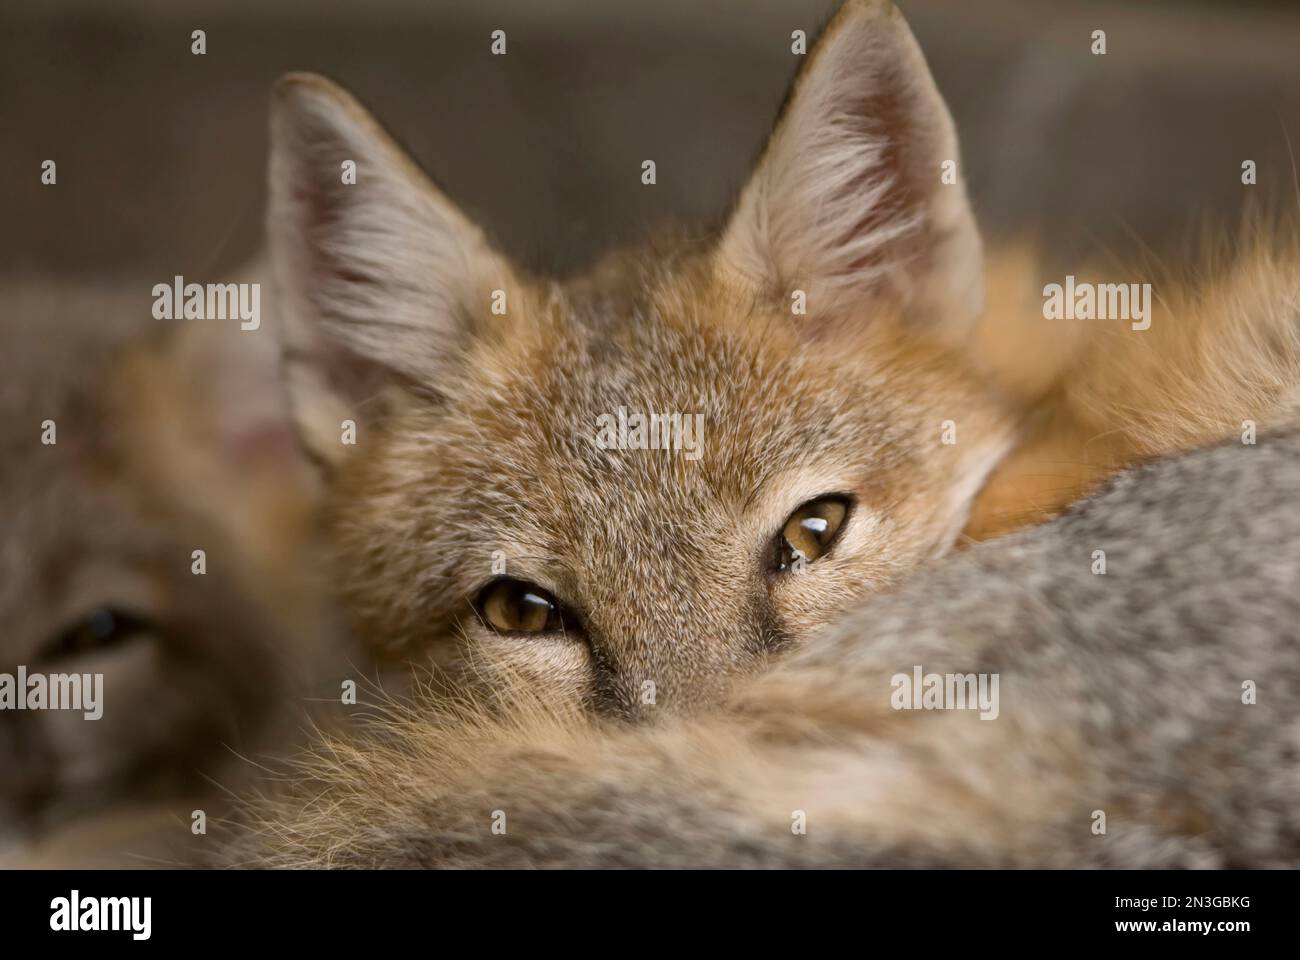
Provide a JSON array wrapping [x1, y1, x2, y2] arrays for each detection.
[[717, 0, 982, 338], [267, 73, 512, 467]]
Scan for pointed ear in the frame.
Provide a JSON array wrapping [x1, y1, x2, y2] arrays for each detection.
[[717, 0, 981, 335], [267, 73, 514, 466]]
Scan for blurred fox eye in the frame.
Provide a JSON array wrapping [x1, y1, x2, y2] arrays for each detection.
[[477, 579, 566, 634], [774, 495, 851, 571], [45, 607, 153, 661]]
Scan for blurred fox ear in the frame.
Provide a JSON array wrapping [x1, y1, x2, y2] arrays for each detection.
[[267, 73, 513, 466], [717, 0, 982, 336], [114, 308, 320, 569]]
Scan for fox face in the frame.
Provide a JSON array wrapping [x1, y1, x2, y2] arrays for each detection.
[[269, 0, 1014, 717], [0, 288, 331, 843]]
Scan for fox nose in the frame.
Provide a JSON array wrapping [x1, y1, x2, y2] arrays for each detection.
[[598, 680, 723, 722], [589, 640, 752, 721], [583, 575, 773, 718]]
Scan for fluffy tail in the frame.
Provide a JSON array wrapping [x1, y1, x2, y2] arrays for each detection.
[[965, 222, 1300, 540]]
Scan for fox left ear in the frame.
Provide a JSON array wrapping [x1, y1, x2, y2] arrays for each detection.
[[717, 0, 981, 336], [267, 73, 514, 467]]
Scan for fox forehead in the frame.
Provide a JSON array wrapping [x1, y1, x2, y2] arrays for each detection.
[[381, 271, 917, 506], [470, 257, 931, 454]]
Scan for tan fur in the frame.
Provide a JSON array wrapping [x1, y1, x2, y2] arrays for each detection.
[[966, 229, 1300, 540], [221, 651, 1098, 868]]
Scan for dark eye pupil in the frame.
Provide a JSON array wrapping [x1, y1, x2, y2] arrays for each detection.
[[49, 607, 147, 660], [87, 608, 118, 641]]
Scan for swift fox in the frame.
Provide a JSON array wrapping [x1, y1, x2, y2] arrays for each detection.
[[0, 278, 344, 865], [265, 0, 1299, 721]]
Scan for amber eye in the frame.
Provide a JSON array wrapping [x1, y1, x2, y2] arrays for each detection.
[[774, 495, 851, 572], [476, 579, 566, 634]]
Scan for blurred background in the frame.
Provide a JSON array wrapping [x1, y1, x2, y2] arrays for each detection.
[[3, 0, 1298, 284]]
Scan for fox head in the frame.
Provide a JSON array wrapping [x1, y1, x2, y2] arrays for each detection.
[[268, 0, 1014, 718], [0, 286, 335, 843]]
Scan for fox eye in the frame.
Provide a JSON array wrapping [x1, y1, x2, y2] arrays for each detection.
[[44, 607, 153, 661], [477, 579, 566, 634], [774, 495, 851, 572]]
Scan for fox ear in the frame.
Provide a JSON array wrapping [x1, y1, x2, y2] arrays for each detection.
[[267, 73, 512, 466], [717, 0, 981, 335]]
